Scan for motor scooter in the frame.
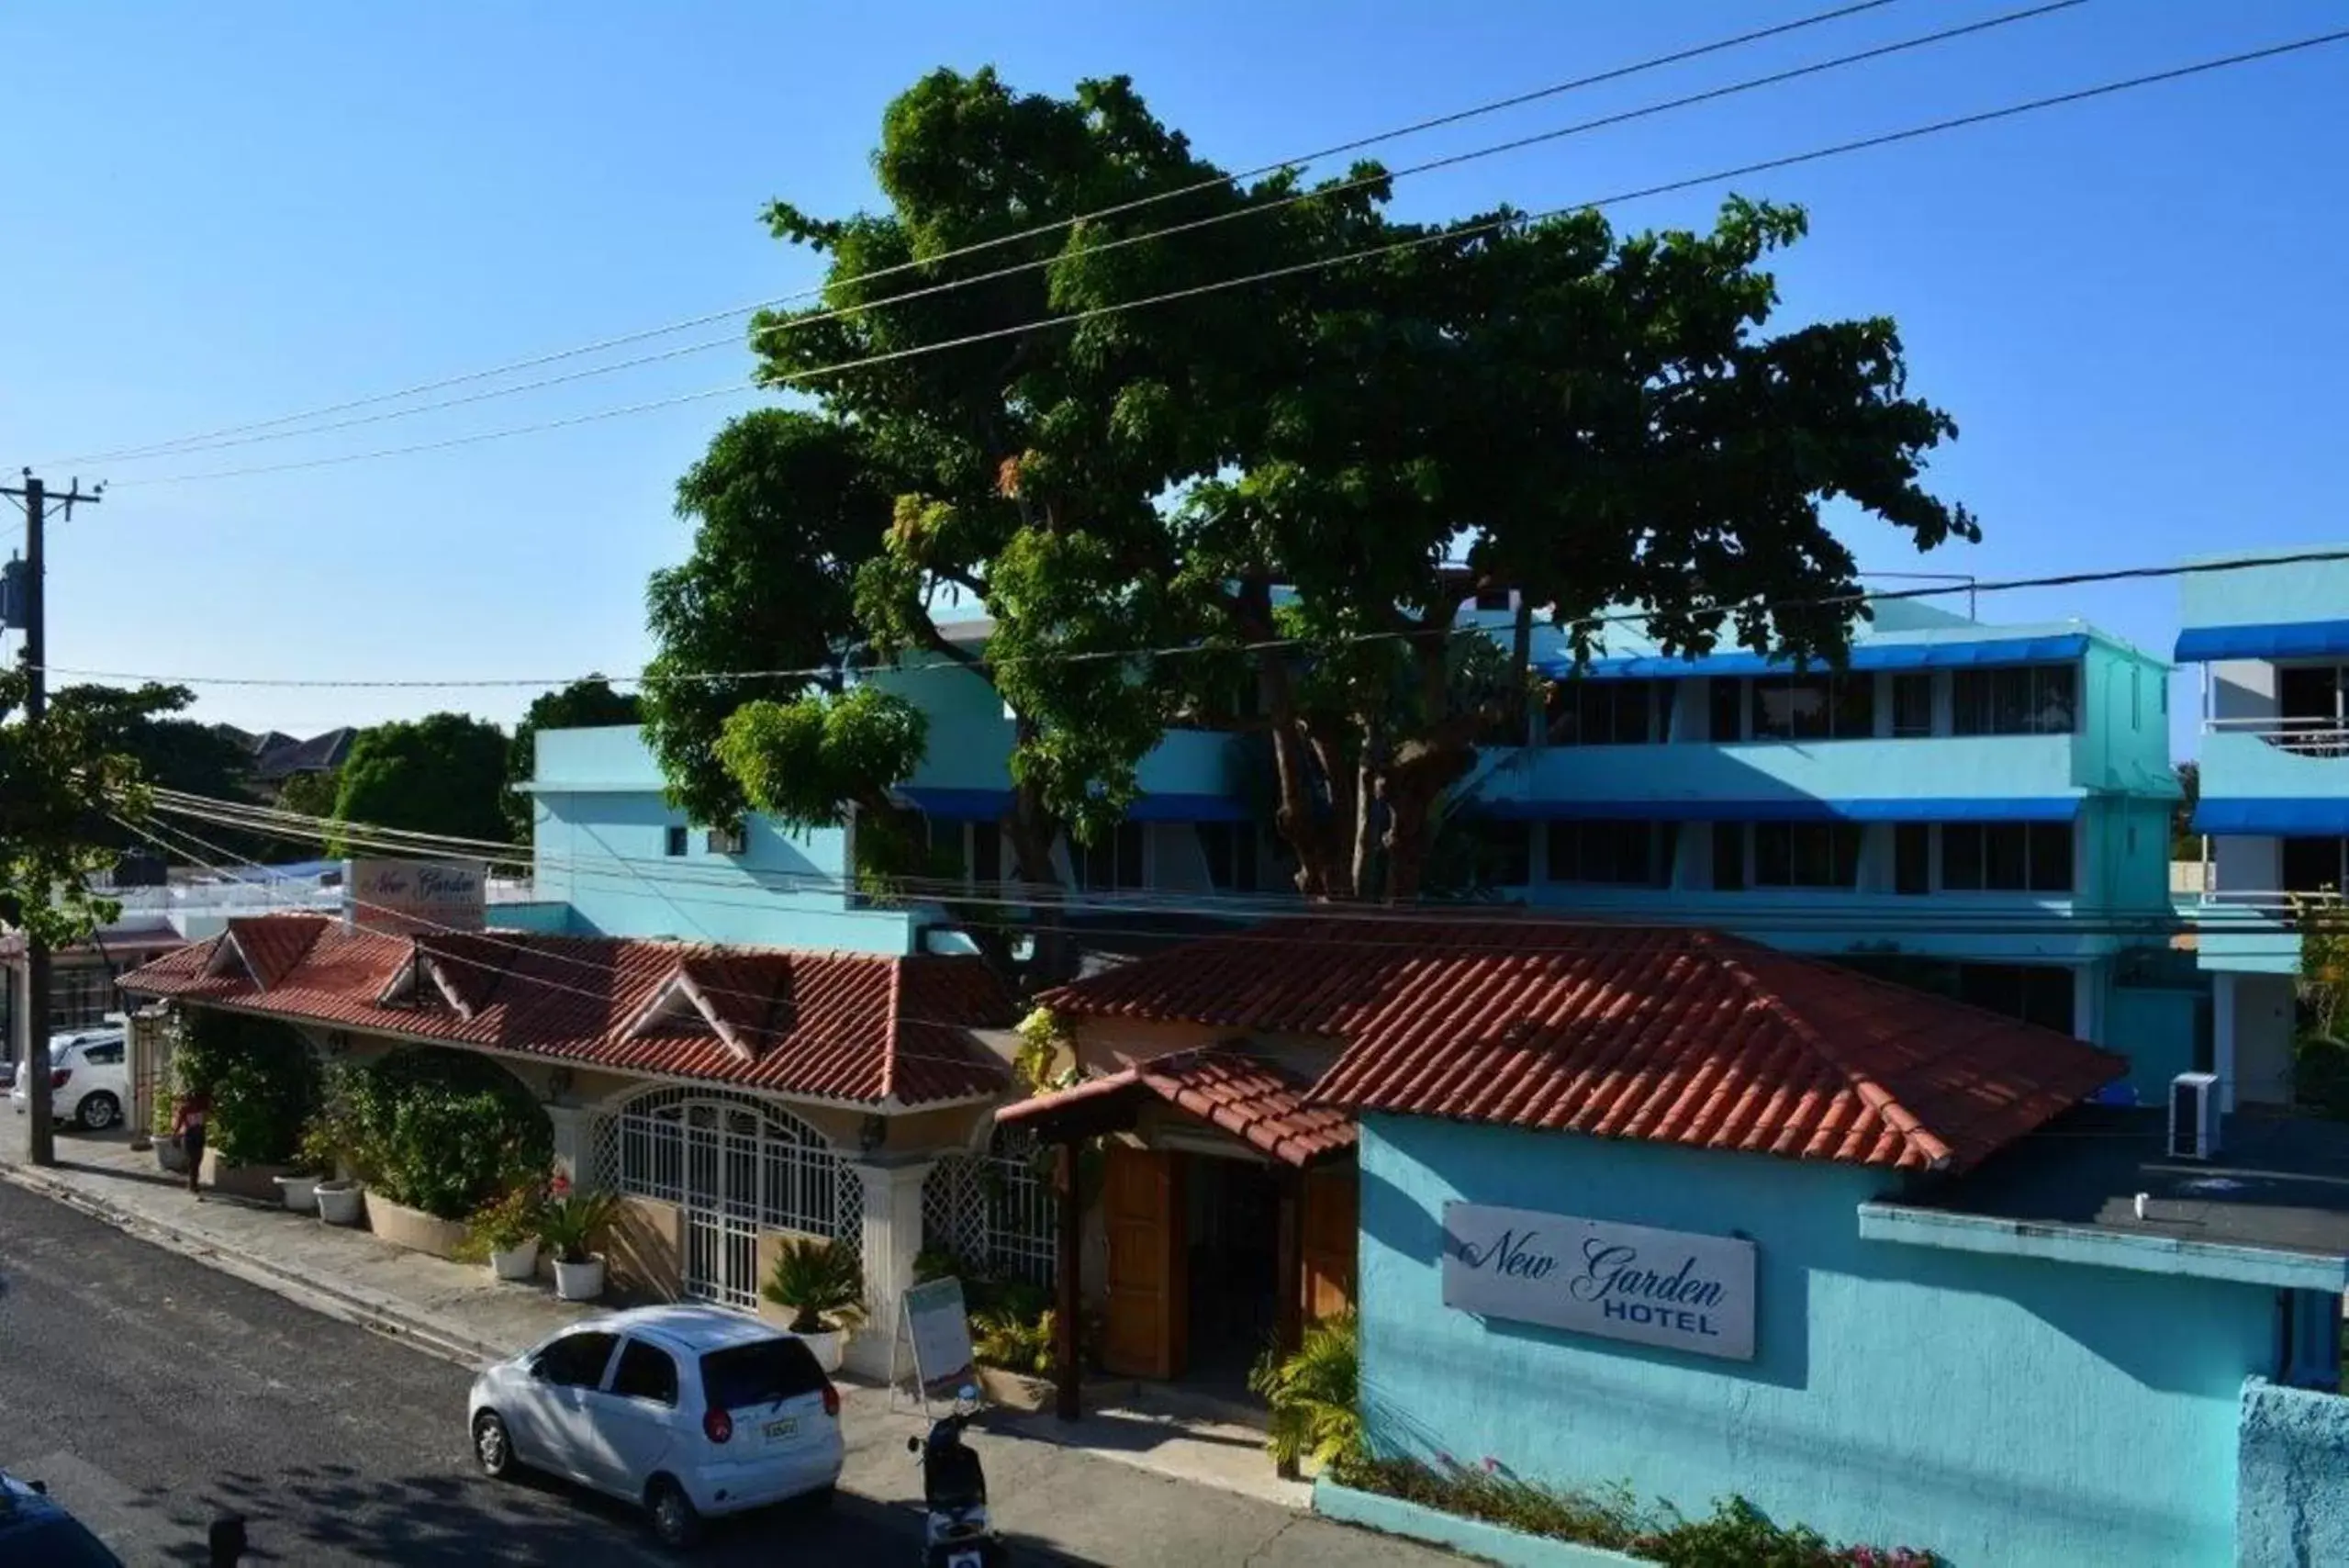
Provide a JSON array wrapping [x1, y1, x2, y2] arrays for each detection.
[[908, 1383, 1005, 1567]]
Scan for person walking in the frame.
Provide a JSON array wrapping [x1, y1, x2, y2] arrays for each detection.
[[173, 1088, 213, 1200]]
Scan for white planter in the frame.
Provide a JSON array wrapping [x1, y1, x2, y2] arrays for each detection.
[[315, 1181, 365, 1226], [274, 1173, 320, 1214], [797, 1327, 845, 1374], [553, 1256, 605, 1302], [490, 1238, 541, 1282]]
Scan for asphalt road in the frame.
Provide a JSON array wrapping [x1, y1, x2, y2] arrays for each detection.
[[0, 1182, 1454, 1566]]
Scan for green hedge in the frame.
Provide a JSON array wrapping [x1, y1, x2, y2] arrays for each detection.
[[173, 1012, 318, 1166], [330, 1047, 551, 1220]]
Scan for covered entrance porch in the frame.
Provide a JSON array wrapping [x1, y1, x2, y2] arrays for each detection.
[[996, 1047, 1358, 1450]]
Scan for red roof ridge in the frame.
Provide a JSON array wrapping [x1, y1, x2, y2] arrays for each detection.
[[878, 958, 908, 1104]]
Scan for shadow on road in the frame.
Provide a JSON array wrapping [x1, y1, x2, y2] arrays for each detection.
[[150, 1462, 1102, 1566]]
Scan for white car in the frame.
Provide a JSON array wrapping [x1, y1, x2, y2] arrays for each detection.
[[468, 1304, 844, 1550], [8, 1030, 129, 1131]]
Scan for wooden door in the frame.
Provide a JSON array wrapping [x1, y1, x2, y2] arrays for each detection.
[[1102, 1146, 1186, 1378], [1300, 1164, 1358, 1323]]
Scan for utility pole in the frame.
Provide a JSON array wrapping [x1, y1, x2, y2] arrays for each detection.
[[3, 470, 100, 1167]]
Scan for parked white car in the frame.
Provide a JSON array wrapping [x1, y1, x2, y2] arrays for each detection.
[[468, 1304, 844, 1550], [7, 1029, 129, 1131]]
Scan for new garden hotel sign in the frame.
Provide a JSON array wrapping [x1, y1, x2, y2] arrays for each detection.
[[1441, 1203, 1757, 1361]]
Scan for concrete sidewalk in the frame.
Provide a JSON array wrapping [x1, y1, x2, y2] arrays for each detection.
[[0, 1118, 1309, 1509]]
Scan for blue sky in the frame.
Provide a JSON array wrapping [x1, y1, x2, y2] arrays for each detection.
[[2, 2, 2343, 759]]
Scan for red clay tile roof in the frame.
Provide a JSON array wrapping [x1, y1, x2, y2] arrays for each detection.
[[996, 1047, 1356, 1167], [1041, 920, 2125, 1173], [222, 914, 330, 990], [120, 914, 1014, 1108]]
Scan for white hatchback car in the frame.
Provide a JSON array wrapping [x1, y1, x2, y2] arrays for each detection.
[[468, 1304, 844, 1550], [7, 1029, 129, 1131]]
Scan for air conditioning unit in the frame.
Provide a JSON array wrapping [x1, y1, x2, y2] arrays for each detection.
[[2168, 1071, 2222, 1160]]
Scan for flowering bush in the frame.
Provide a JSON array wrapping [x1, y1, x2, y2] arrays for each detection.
[[461, 1177, 552, 1257]]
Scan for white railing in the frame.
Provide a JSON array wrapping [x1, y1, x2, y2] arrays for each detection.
[[2204, 716, 2349, 756], [101, 882, 344, 917]]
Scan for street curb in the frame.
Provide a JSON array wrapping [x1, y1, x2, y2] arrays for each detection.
[[0, 1160, 506, 1370]]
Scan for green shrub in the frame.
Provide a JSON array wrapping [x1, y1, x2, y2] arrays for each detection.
[[1249, 1312, 1367, 1475], [331, 1047, 550, 1220], [762, 1237, 867, 1335], [173, 1012, 318, 1166]]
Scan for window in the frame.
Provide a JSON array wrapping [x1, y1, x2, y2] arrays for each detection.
[[2131, 666, 2142, 731], [2281, 837, 2347, 895], [533, 1330, 620, 1390], [924, 814, 966, 882], [1752, 823, 1861, 888], [1197, 822, 1260, 893], [699, 1338, 827, 1412], [1751, 676, 1873, 740], [1074, 823, 1145, 891], [1546, 821, 1673, 887], [664, 824, 689, 857], [1894, 823, 1930, 894], [1547, 679, 1653, 746], [705, 824, 745, 856], [611, 1339, 679, 1406], [1891, 674, 1934, 738], [1952, 665, 2077, 736], [1712, 823, 1746, 890], [1958, 963, 2076, 1036], [80, 1040, 125, 1067], [1466, 821, 1532, 888], [1709, 678, 1742, 742], [1941, 823, 2073, 893], [971, 823, 1002, 889], [49, 966, 111, 1028]]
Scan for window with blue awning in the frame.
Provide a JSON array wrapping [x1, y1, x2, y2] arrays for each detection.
[[1538, 633, 2090, 682], [2192, 798, 2349, 835], [1478, 796, 2083, 823], [895, 786, 1251, 823]]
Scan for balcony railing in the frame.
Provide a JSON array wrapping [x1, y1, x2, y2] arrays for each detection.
[[2205, 716, 2349, 757]]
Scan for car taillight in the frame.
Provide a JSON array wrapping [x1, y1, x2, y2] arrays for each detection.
[[821, 1382, 840, 1418], [50, 1069, 70, 1090], [702, 1407, 733, 1445]]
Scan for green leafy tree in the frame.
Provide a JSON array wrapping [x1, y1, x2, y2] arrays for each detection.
[[0, 668, 157, 948], [654, 68, 1974, 903], [505, 677, 642, 840], [333, 712, 510, 853]]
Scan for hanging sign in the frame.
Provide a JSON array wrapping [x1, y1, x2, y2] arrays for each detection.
[[345, 858, 486, 935], [1441, 1202, 1757, 1361]]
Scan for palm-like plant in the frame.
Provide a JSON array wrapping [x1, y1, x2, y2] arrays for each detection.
[[761, 1238, 867, 1336], [1249, 1311, 1367, 1475]]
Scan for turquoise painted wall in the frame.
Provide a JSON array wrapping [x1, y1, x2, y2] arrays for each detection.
[[2107, 982, 2203, 1095], [2181, 547, 2349, 631], [1359, 1115, 2278, 1568], [526, 728, 915, 954], [2238, 1379, 2349, 1568], [2198, 729, 2349, 803]]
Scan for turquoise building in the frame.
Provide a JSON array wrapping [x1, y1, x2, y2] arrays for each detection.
[[2176, 548, 2349, 1108]]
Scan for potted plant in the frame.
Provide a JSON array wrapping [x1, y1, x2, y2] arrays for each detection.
[[760, 1237, 867, 1373], [298, 1109, 367, 1226], [538, 1177, 619, 1302], [273, 1116, 331, 1214], [152, 1082, 190, 1174], [463, 1179, 548, 1282]]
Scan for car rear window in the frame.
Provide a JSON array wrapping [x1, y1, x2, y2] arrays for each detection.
[[699, 1338, 826, 1411]]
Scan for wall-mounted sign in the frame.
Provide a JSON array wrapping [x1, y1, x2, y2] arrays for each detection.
[[345, 858, 486, 935], [1441, 1202, 1757, 1361]]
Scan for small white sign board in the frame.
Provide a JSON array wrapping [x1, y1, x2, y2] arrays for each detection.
[[890, 1277, 977, 1417], [1441, 1202, 1758, 1361], [345, 857, 486, 935]]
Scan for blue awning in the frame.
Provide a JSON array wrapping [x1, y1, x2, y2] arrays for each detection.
[[2192, 798, 2349, 835], [895, 787, 1248, 823], [1540, 633, 2090, 682], [1481, 796, 2083, 823], [2174, 620, 2349, 663]]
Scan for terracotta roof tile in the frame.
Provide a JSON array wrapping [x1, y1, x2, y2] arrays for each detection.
[[996, 1047, 1354, 1167], [1041, 920, 2123, 1173], [119, 925, 1012, 1108], [223, 914, 332, 990]]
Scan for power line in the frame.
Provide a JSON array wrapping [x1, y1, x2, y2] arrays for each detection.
[[70, 0, 2078, 467], [96, 27, 2349, 489], [41, 544, 2349, 690], [34, 0, 1910, 469]]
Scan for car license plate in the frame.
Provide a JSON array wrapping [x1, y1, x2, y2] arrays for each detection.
[[763, 1417, 798, 1439]]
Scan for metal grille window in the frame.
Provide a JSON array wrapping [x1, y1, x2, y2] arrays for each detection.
[[590, 1087, 864, 1310], [922, 1129, 1058, 1288]]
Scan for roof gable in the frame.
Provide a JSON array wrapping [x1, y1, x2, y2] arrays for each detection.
[[212, 915, 331, 991]]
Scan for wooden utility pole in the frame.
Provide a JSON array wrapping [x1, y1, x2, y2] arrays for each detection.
[[3, 471, 100, 1167]]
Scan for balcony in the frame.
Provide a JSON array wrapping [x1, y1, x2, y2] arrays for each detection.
[[2194, 725, 2349, 836], [1482, 733, 2080, 817]]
